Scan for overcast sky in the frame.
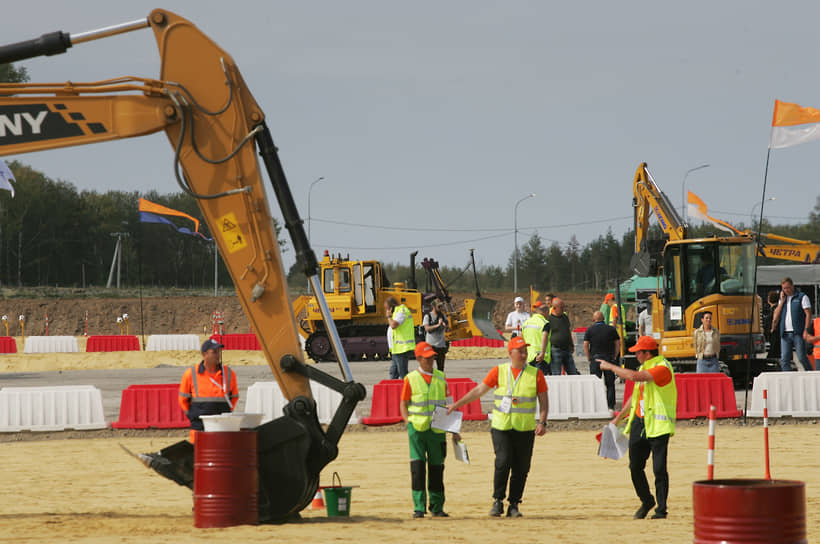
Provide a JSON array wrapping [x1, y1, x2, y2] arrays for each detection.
[[5, 1, 820, 273]]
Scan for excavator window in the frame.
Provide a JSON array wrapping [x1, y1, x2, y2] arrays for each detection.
[[353, 264, 363, 306], [323, 268, 335, 293], [338, 268, 352, 293], [663, 245, 685, 331], [362, 264, 376, 310]]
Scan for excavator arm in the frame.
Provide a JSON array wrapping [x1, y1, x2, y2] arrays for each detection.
[[0, 9, 365, 521], [631, 162, 688, 275]]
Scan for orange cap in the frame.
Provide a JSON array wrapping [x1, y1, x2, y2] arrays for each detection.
[[532, 301, 544, 308], [414, 341, 436, 358], [604, 293, 615, 301], [628, 336, 658, 352], [507, 336, 530, 352]]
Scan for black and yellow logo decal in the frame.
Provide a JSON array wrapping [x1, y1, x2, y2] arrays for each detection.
[[0, 103, 107, 146]]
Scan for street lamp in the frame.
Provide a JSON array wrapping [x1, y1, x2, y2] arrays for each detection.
[[750, 196, 776, 227], [513, 193, 536, 293], [307, 176, 326, 244], [681, 164, 710, 222]]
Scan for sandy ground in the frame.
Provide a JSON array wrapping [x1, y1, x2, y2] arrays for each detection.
[[1, 425, 817, 543]]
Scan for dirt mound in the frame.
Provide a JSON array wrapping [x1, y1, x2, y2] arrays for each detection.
[[0, 292, 604, 337]]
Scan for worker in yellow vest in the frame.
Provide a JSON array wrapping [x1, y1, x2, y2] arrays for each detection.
[[400, 341, 459, 518], [599, 336, 677, 520], [386, 296, 416, 379], [447, 336, 548, 518], [522, 301, 551, 377]]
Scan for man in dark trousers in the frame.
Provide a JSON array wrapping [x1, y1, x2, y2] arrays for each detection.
[[547, 297, 578, 375], [584, 310, 620, 416]]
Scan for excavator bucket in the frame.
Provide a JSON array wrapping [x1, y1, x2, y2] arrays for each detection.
[[464, 297, 503, 340]]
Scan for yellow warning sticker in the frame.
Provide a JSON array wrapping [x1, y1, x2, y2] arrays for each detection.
[[218, 212, 247, 253]]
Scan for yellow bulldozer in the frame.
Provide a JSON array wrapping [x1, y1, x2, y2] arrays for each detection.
[[292, 250, 501, 361]]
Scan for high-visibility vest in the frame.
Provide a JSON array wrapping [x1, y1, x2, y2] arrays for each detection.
[[179, 363, 238, 431], [624, 355, 677, 438], [813, 317, 820, 359], [406, 369, 447, 433], [492, 363, 538, 432], [522, 313, 550, 362], [391, 304, 416, 355]]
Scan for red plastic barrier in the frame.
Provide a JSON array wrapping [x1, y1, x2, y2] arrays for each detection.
[[621, 373, 740, 419], [362, 377, 487, 426], [210, 333, 261, 351], [450, 337, 505, 348], [86, 335, 140, 352], [112, 383, 190, 429], [0, 336, 17, 353]]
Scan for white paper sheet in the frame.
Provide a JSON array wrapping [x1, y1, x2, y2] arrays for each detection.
[[452, 437, 470, 464], [598, 423, 629, 460], [432, 405, 463, 433]]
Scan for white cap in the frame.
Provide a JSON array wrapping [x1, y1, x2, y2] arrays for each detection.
[[514, 296, 525, 303]]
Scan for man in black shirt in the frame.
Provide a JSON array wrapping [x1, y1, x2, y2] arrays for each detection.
[[584, 310, 620, 414], [547, 297, 578, 375]]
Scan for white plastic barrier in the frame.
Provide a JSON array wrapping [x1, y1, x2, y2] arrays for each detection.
[[748, 372, 820, 418], [145, 334, 200, 351], [23, 336, 79, 354], [0, 385, 107, 431], [244, 380, 359, 425], [543, 375, 610, 420]]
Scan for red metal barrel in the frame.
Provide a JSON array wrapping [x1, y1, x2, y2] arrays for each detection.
[[193, 430, 258, 528], [693, 479, 806, 544]]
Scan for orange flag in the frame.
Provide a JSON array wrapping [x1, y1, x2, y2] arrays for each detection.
[[138, 198, 201, 234], [770, 99, 820, 149]]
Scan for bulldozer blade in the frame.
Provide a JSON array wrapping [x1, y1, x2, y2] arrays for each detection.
[[468, 297, 503, 340]]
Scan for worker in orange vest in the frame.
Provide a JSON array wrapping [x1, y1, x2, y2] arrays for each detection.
[[178, 339, 239, 442], [802, 316, 820, 370]]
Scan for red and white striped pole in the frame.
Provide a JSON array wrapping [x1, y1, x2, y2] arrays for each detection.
[[83, 310, 88, 337], [45, 312, 49, 336], [763, 388, 771, 480], [707, 404, 716, 480]]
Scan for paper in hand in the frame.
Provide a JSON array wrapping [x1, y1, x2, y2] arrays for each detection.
[[452, 436, 470, 464], [598, 423, 629, 460], [432, 405, 462, 433]]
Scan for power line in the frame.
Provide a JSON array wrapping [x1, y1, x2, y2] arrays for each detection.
[[312, 215, 633, 233]]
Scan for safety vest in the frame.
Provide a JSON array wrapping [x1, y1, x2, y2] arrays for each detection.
[[624, 355, 677, 438], [392, 304, 416, 355], [780, 290, 808, 335], [492, 363, 538, 432], [522, 313, 550, 363], [179, 363, 236, 431], [813, 317, 820, 359], [406, 369, 447, 433]]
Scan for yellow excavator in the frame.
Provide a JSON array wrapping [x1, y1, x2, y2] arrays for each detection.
[[0, 10, 364, 522], [292, 249, 501, 361], [631, 163, 767, 377]]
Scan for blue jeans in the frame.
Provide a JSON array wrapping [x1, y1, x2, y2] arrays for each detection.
[[390, 351, 411, 379], [780, 332, 812, 371], [550, 347, 579, 375], [696, 356, 721, 373]]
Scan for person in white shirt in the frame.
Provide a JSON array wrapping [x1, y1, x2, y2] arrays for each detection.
[[771, 277, 813, 371], [638, 302, 653, 337], [504, 297, 530, 337]]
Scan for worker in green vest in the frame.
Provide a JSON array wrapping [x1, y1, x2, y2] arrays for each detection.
[[400, 341, 459, 518], [447, 336, 548, 518], [386, 296, 416, 379], [522, 301, 551, 376], [599, 336, 677, 520]]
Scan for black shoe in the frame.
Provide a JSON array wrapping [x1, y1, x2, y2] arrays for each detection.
[[490, 500, 504, 517], [650, 511, 667, 519], [431, 511, 449, 518], [506, 503, 522, 518], [633, 499, 656, 519], [413, 511, 425, 519]]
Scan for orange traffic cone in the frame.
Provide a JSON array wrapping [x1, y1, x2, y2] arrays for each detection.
[[311, 489, 325, 510]]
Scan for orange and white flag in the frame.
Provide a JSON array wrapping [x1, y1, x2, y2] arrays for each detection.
[[687, 191, 741, 234], [770, 99, 820, 149]]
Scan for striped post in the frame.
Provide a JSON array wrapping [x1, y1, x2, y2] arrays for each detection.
[[763, 388, 771, 480], [707, 404, 716, 480], [45, 312, 49, 336]]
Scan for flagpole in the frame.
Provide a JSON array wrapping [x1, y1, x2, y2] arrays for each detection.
[[214, 240, 218, 297], [744, 146, 772, 422]]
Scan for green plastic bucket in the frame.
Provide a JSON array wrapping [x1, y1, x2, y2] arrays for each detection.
[[323, 472, 353, 517]]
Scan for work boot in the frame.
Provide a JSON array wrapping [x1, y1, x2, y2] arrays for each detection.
[[506, 503, 522, 518], [413, 510, 425, 519], [489, 499, 504, 517], [633, 498, 656, 519], [431, 510, 449, 518], [650, 510, 667, 519]]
